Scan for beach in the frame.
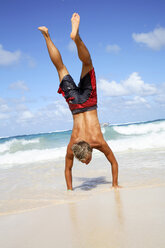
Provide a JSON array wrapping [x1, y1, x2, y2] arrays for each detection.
[[0, 120, 165, 247], [0, 184, 165, 248], [1, 0, 165, 246], [0, 150, 165, 248]]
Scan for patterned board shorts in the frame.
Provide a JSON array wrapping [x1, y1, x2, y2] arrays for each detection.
[[57, 68, 97, 115]]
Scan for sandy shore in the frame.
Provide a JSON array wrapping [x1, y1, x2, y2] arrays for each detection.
[[0, 185, 165, 248]]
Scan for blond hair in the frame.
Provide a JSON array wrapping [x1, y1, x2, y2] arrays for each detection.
[[72, 141, 92, 161]]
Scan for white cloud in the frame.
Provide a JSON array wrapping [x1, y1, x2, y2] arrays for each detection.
[[0, 44, 21, 66], [68, 40, 77, 52], [106, 44, 121, 53], [132, 27, 165, 50], [122, 72, 156, 95], [26, 55, 36, 68], [155, 94, 165, 104], [0, 96, 71, 129], [0, 97, 5, 104], [22, 111, 34, 119], [0, 44, 36, 67], [125, 96, 149, 106], [0, 112, 10, 120], [9, 81, 29, 92], [0, 98, 11, 115], [0, 104, 10, 112], [99, 79, 127, 96], [38, 100, 71, 120], [15, 103, 28, 111], [155, 83, 165, 104], [98, 72, 157, 97], [17, 110, 34, 123]]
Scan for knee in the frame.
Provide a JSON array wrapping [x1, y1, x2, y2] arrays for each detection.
[[57, 64, 68, 74]]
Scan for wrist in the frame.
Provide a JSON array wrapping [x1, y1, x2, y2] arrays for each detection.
[[112, 182, 118, 187]]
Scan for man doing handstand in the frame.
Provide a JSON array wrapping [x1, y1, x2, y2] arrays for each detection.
[[38, 13, 119, 190]]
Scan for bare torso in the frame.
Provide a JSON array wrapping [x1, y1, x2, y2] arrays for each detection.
[[68, 109, 104, 151], [66, 109, 119, 189]]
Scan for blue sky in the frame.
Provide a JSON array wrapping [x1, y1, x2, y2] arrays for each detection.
[[0, 0, 165, 137]]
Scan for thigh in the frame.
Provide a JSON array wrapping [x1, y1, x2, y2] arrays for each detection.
[[58, 65, 69, 82], [80, 63, 93, 79]]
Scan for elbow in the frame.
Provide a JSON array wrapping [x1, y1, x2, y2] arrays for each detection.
[[65, 167, 72, 174]]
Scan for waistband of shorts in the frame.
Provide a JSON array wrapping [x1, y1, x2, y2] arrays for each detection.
[[71, 105, 97, 115]]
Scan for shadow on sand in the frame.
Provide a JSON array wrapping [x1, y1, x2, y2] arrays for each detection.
[[74, 176, 111, 191]]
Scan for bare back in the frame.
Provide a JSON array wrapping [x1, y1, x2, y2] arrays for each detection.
[[70, 109, 104, 149]]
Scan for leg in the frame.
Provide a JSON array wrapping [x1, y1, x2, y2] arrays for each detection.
[[38, 26, 69, 82], [70, 13, 93, 79]]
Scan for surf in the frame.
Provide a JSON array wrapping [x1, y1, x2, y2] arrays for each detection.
[[0, 119, 165, 169]]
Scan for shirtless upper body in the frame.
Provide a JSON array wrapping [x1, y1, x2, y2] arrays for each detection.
[[65, 109, 119, 190]]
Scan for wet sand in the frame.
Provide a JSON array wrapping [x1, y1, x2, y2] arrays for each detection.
[[0, 186, 165, 248]]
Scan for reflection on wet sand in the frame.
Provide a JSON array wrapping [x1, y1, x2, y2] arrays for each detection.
[[67, 189, 124, 247], [114, 189, 124, 225]]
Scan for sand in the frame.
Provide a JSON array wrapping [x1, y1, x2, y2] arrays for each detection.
[[0, 185, 165, 248]]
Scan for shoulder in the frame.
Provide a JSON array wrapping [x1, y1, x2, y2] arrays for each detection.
[[95, 140, 111, 156], [66, 142, 74, 159]]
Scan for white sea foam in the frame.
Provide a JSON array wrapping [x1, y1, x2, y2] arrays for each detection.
[[113, 121, 165, 135], [36, 129, 70, 135], [0, 138, 40, 153], [0, 119, 165, 169], [21, 139, 40, 145], [0, 146, 67, 169], [0, 131, 165, 169], [0, 139, 17, 153], [108, 131, 165, 152], [101, 127, 106, 134]]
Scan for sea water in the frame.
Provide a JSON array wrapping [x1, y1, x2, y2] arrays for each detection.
[[0, 119, 165, 215]]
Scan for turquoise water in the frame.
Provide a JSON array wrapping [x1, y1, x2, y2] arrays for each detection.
[[0, 119, 165, 168]]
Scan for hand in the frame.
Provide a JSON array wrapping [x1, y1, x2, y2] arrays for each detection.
[[112, 185, 122, 189]]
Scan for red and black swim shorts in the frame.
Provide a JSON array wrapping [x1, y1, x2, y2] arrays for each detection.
[[57, 68, 97, 114]]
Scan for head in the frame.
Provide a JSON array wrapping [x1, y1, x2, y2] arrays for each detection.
[[72, 141, 92, 164]]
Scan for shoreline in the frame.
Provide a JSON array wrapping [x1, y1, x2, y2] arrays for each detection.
[[0, 183, 165, 217], [0, 185, 165, 248], [0, 148, 165, 216]]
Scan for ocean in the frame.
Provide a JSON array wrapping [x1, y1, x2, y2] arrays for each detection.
[[0, 119, 165, 215]]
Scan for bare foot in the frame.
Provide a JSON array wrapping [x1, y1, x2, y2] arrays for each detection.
[[70, 13, 80, 41], [38, 26, 49, 38]]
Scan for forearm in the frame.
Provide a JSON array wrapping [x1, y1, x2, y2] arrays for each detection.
[[111, 161, 118, 186], [106, 151, 118, 186], [65, 168, 73, 190], [99, 141, 119, 187]]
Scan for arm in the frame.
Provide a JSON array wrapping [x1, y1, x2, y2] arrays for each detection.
[[98, 141, 119, 187], [65, 146, 74, 190]]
